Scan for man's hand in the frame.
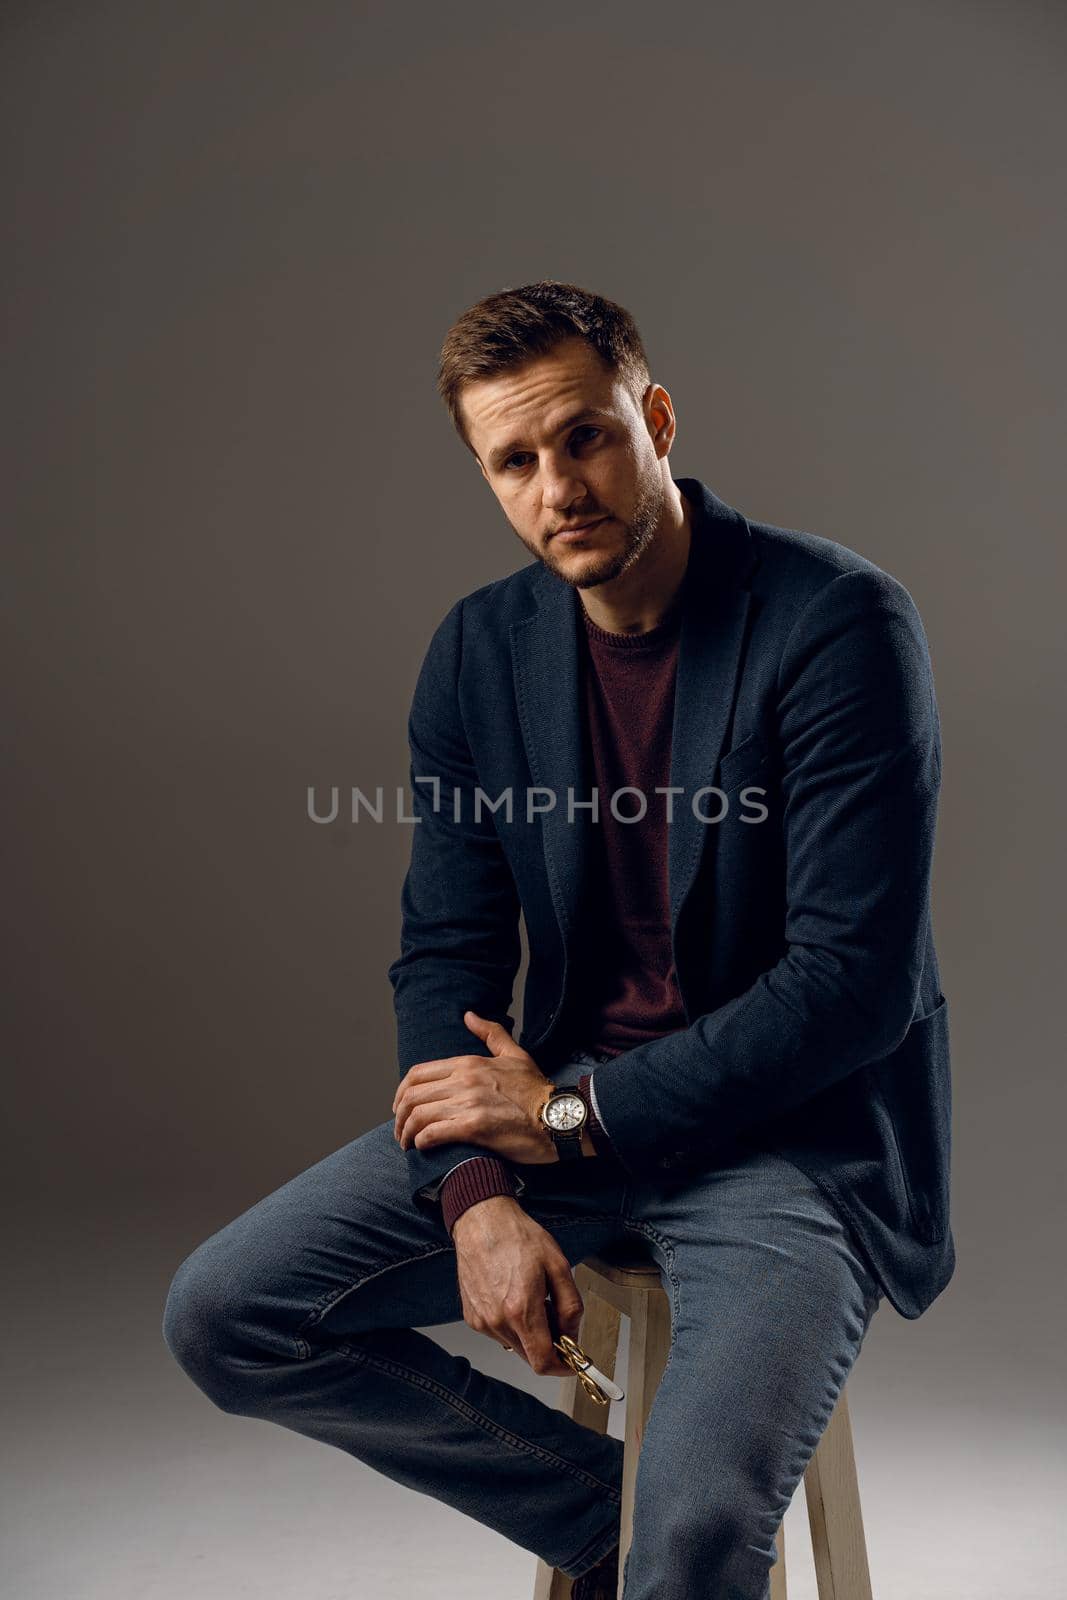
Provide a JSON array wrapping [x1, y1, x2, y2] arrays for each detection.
[[451, 1195, 585, 1376], [392, 1011, 558, 1164]]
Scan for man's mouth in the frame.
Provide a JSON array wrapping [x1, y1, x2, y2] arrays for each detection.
[[553, 516, 608, 541]]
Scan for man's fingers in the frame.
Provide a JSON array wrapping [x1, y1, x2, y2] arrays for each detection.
[[411, 1112, 473, 1150], [394, 1081, 456, 1140], [545, 1263, 585, 1342], [473, 1303, 529, 1365], [507, 1316, 546, 1373], [511, 1295, 572, 1375], [465, 1010, 530, 1062], [479, 1307, 565, 1374], [393, 1059, 464, 1113]]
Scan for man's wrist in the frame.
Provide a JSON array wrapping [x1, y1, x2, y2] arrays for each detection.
[[535, 1079, 598, 1159], [450, 1192, 522, 1236], [441, 1154, 519, 1236]]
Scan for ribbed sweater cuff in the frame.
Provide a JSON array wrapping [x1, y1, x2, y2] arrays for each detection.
[[441, 1156, 519, 1236]]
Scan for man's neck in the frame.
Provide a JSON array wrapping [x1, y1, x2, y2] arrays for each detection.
[[578, 482, 692, 635]]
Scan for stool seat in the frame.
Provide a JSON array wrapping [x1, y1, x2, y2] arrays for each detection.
[[582, 1245, 663, 1286], [532, 1241, 873, 1600]]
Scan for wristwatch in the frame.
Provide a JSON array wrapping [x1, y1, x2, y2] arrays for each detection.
[[538, 1086, 588, 1161]]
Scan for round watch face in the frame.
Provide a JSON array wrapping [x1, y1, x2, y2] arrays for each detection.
[[544, 1092, 586, 1133]]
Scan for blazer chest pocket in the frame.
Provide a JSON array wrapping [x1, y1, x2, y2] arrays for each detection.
[[717, 732, 769, 794]]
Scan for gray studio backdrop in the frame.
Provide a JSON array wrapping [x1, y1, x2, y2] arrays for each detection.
[[3, 3, 1064, 1598]]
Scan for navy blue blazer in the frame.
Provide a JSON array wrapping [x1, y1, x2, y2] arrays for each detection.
[[387, 477, 954, 1319]]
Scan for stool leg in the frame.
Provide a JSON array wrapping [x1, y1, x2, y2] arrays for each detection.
[[802, 1384, 872, 1600], [769, 1516, 787, 1600], [532, 1269, 622, 1600], [617, 1288, 672, 1600]]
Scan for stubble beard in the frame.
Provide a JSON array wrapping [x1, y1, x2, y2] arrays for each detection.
[[537, 471, 666, 591]]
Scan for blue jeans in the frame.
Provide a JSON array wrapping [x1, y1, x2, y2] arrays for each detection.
[[162, 1051, 882, 1600]]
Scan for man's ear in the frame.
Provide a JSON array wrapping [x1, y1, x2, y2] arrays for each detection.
[[645, 384, 676, 458]]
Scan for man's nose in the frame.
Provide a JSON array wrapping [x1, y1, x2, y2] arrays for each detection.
[[540, 461, 587, 510]]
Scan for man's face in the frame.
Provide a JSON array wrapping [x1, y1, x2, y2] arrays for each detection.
[[460, 336, 674, 590]]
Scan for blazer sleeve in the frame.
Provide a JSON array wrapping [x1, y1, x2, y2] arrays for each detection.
[[586, 567, 943, 1173], [386, 597, 525, 1211]]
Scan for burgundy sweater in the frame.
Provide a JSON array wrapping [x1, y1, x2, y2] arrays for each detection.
[[440, 600, 685, 1235]]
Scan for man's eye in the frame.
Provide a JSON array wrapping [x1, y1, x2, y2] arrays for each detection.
[[502, 428, 601, 471]]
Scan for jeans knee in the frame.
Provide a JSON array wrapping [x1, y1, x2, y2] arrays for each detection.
[[162, 1245, 254, 1411], [634, 1482, 771, 1597]]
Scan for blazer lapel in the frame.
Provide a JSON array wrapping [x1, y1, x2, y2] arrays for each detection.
[[667, 481, 756, 925], [511, 476, 756, 956], [510, 572, 592, 944]]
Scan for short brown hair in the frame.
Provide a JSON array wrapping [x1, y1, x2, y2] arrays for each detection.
[[437, 279, 652, 456]]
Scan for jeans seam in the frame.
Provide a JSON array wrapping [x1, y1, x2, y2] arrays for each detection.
[[565, 1518, 624, 1580], [332, 1338, 624, 1502], [614, 1218, 680, 1360], [733, 1298, 876, 1593], [293, 1243, 454, 1357]]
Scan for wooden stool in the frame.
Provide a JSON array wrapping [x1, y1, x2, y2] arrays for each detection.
[[532, 1242, 873, 1600]]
